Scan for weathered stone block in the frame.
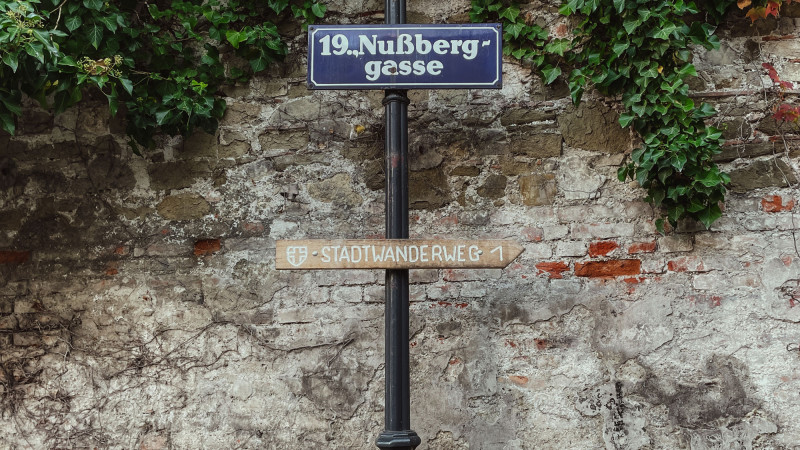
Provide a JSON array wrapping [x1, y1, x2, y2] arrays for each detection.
[[450, 165, 481, 177], [715, 141, 776, 162], [658, 235, 694, 253], [87, 143, 136, 191], [506, 132, 562, 158], [13, 332, 42, 346], [181, 131, 218, 159], [76, 103, 111, 137], [0, 315, 17, 330], [156, 194, 211, 220], [218, 140, 250, 158], [362, 159, 384, 191], [476, 175, 507, 199], [728, 159, 798, 193], [223, 101, 262, 123], [255, 80, 288, 97], [258, 129, 309, 153], [556, 241, 588, 257], [16, 312, 65, 330], [409, 167, 451, 210], [273, 153, 331, 172], [571, 222, 635, 239], [500, 108, 556, 126], [341, 141, 381, 162], [307, 173, 362, 208], [0, 140, 26, 159], [18, 107, 53, 135], [519, 173, 557, 206], [0, 297, 13, 314], [0, 209, 26, 230], [557, 101, 631, 153], [721, 118, 747, 140], [148, 161, 212, 191], [278, 98, 322, 121]]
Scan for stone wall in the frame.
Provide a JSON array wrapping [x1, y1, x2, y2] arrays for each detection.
[[1, 2, 799, 449]]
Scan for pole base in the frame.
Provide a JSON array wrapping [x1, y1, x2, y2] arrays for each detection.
[[376, 430, 422, 448]]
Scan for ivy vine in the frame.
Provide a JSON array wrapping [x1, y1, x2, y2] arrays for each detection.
[[0, 0, 325, 150], [471, 0, 751, 231]]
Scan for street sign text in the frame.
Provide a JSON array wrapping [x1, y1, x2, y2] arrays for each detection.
[[308, 24, 502, 90], [276, 239, 523, 270]]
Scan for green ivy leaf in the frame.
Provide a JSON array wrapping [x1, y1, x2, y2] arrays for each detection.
[[88, 23, 103, 49], [108, 85, 119, 116], [250, 55, 269, 72], [499, 6, 521, 22], [619, 112, 635, 128], [617, 166, 628, 182], [668, 205, 685, 224], [155, 109, 173, 125], [697, 204, 721, 229], [544, 39, 570, 56], [83, 0, 102, 10], [677, 64, 697, 77], [505, 23, 525, 39], [670, 153, 687, 171], [655, 218, 666, 233], [653, 23, 677, 40], [311, 2, 326, 18], [612, 41, 628, 57], [0, 112, 15, 135], [24, 42, 45, 63], [2, 52, 18, 72], [268, 0, 289, 14], [541, 65, 562, 85], [623, 17, 641, 34], [511, 48, 528, 59], [652, 188, 665, 206], [226, 30, 244, 48], [119, 78, 134, 95], [65, 15, 82, 32]]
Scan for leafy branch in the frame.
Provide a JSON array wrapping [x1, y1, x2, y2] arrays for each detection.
[[472, 0, 741, 230], [0, 0, 326, 150]]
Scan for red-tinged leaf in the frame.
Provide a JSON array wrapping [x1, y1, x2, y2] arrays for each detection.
[[774, 104, 800, 123], [762, 63, 780, 82], [737, 0, 751, 8], [779, 80, 794, 89], [765, 0, 781, 17], [746, 6, 767, 22]]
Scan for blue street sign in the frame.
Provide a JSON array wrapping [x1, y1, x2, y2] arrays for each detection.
[[307, 24, 502, 90]]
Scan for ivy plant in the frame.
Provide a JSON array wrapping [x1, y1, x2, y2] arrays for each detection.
[[472, 0, 742, 231], [0, 0, 325, 150]]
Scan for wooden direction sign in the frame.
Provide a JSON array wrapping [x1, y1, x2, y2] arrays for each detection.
[[276, 239, 523, 270]]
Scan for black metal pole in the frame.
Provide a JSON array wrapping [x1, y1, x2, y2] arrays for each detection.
[[376, 0, 419, 448]]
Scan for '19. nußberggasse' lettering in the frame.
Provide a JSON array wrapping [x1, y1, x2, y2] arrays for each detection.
[[318, 33, 481, 81]]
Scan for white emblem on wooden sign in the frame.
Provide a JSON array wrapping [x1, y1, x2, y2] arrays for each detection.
[[285, 246, 308, 267]]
